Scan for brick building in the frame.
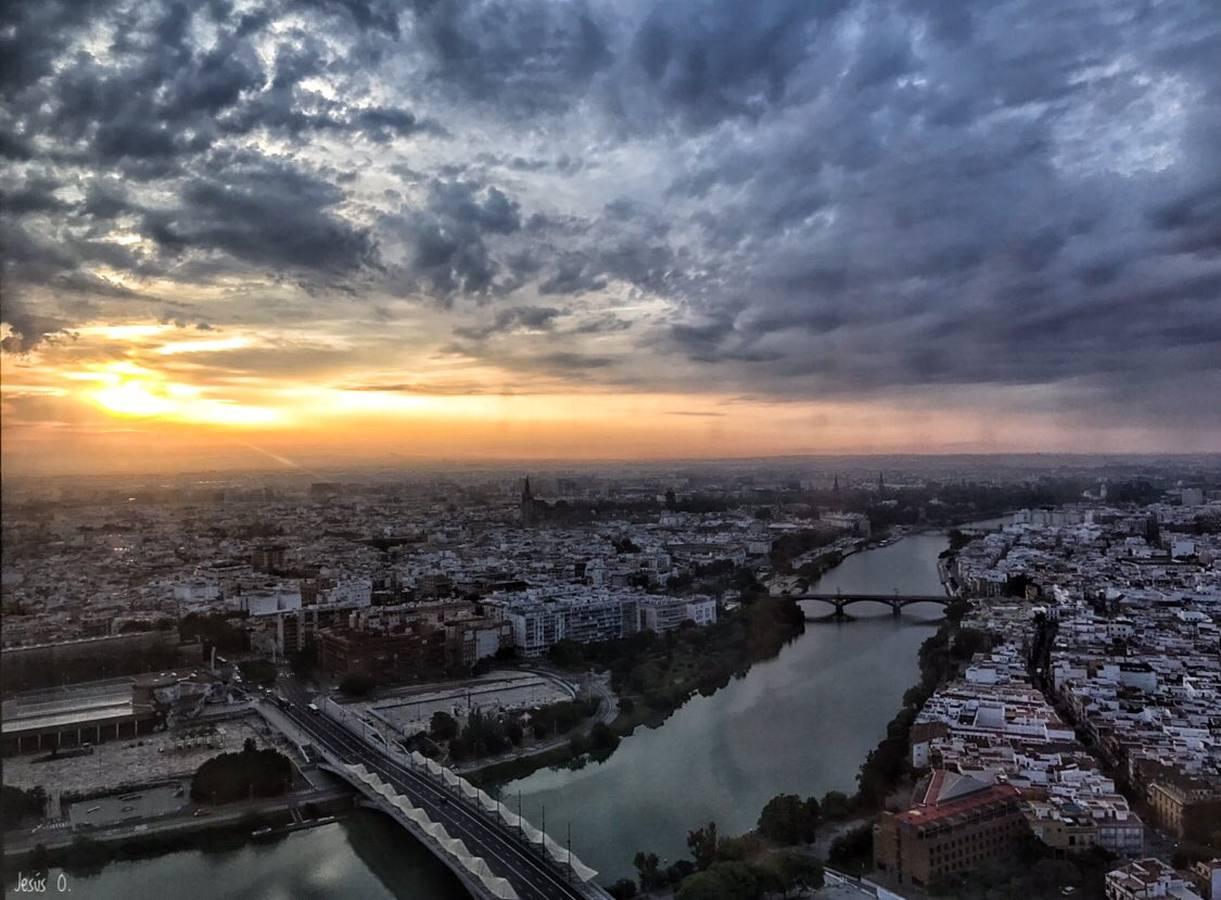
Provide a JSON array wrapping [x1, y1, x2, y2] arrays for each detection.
[[317, 626, 446, 679], [874, 770, 1027, 889]]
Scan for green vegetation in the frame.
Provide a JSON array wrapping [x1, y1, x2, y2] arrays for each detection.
[[1, 784, 47, 830], [687, 821, 719, 869], [818, 790, 855, 821], [338, 671, 376, 697], [548, 595, 804, 734], [529, 696, 599, 738], [633, 794, 827, 899], [429, 710, 459, 741], [608, 877, 638, 899], [769, 527, 839, 572], [190, 739, 293, 804], [674, 856, 824, 900], [756, 793, 820, 845], [449, 708, 514, 761], [852, 604, 998, 811], [827, 823, 874, 875]]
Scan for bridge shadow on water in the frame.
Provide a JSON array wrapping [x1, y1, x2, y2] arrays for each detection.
[[342, 808, 470, 900]]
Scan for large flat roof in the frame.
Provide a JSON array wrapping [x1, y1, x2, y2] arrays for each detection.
[[1, 684, 142, 735]]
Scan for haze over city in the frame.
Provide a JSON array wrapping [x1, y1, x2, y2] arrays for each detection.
[[3, 0, 1220, 475]]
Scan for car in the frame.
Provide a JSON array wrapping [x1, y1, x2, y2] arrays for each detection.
[[193, 809, 211, 817], [308, 703, 320, 714]]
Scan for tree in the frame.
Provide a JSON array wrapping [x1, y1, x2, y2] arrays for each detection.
[[633, 851, 663, 892], [589, 721, 620, 753], [665, 489, 677, 511], [757, 794, 820, 845], [828, 824, 873, 871], [243, 737, 257, 754], [191, 746, 292, 804], [0, 785, 47, 829], [608, 878, 638, 899], [339, 671, 376, 697], [819, 790, 855, 820], [430, 711, 459, 741], [548, 639, 584, 669], [687, 820, 719, 870], [767, 851, 824, 896], [676, 862, 761, 900]]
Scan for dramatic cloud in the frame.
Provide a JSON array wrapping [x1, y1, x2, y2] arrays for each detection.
[[3, 0, 1220, 459]]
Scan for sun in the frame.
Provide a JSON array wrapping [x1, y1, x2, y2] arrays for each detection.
[[81, 362, 283, 427]]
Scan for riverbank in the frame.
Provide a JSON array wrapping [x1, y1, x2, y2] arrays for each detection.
[[1, 787, 354, 880]]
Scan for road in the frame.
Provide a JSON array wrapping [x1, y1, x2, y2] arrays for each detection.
[[274, 679, 593, 900]]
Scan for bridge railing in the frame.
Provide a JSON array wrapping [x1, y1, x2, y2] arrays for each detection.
[[343, 761, 519, 900], [320, 697, 602, 886]]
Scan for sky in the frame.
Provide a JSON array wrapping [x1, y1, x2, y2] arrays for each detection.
[[2, 0, 1220, 475]]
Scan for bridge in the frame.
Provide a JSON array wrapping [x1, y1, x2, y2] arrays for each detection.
[[265, 690, 610, 900], [795, 592, 951, 619]]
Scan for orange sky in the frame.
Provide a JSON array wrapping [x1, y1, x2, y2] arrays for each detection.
[[1, 318, 1195, 477]]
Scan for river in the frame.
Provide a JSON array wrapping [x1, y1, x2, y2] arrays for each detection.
[[66, 531, 950, 896]]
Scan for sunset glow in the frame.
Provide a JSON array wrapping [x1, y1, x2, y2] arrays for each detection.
[[2, 0, 1219, 475]]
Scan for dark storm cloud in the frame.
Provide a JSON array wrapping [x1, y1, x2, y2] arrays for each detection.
[[407, 0, 613, 115], [137, 153, 377, 276], [389, 180, 523, 301], [625, 0, 850, 130], [1, 0, 1219, 439], [452, 305, 561, 340]]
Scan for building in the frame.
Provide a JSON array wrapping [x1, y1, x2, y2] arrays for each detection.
[[638, 596, 690, 633], [1181, 488, 1205, 507], [1147, 777, 1221, 842], [686, 596, 718, 627], [520, 477, 543, 526], [445, 618, 513, 668], [873, 771, 1027, 889], [317, 626, 446, 679], [258, 601, 367, 658], [238, 584, 302, 617], [637, 596, 718, 632], [0, 630, 182, 692], [821, 511, 871, 537], [485, 593, 639, 654], [1105, 859, 1204, 900], [251, 544, 287, 573], [1188, 860, 1221, 900], [1, 675, 170, 756]]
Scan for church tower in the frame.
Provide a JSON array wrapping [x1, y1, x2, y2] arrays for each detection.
[[520, 477, 537, 525]]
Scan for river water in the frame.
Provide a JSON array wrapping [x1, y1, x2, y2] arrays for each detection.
[[69, 532, 949, 896]]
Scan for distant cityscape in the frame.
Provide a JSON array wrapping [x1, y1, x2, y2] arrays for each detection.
[[2, 456, 1219, 900]]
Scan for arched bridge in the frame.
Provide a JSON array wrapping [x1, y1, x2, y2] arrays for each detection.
[[795, 593, 951, 619]]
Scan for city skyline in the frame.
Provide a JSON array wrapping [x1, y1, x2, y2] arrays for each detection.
[[4, 0, 1221, 472]]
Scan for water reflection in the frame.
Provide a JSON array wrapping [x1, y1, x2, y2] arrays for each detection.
[[498, 533, 950, 882], [72, 810, 468, 900]]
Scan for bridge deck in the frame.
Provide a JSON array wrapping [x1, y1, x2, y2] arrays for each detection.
[[269, 698, 607, 900], [795, 593, 949, 602]]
